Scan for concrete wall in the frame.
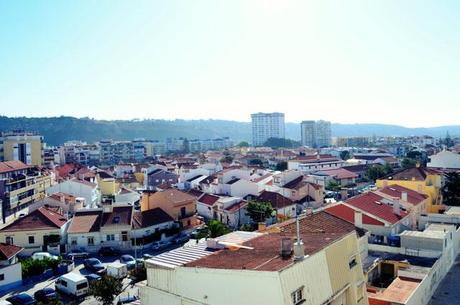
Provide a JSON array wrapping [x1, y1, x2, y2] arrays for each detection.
[[0, 263, 22, 292]]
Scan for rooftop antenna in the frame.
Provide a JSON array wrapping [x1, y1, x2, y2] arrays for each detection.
[[293, 212, 305, 261]]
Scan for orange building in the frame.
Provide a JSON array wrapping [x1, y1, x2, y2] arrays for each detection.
[[140, 188, 198, 228]]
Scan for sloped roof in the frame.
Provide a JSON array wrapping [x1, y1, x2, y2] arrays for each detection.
[[199, 194, 220, 206], [0, 207, 66, 232], [68, 210, 102, 234], [132, 208, 174, 229], [0, 160, 29, 174], [345, 192, 408, 224], [0, 243, 23, 260], [379, 184, 428, 205], [257, 190, 294, 209], [147, 188, 196, 207], [283, 176, 307, 190], [102, 206, 132, 227], [325, 203, 385, 226], [381, 167, 441, 181], [315, 168, 358, 180], [186, 212, 357, 271]]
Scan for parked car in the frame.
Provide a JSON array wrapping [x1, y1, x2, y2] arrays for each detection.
[[120, 255, 136, 270], [32, 252, 59, 261], [174, 234, 190, 244], [6, 293, 37, 305], [66, 250, 89, 260], [117, 295, 139, 305], [98, 246, 120, 257], [33, 288, 57, 303], [151, 241, 170, 251], [55, 273, 89, 297], [84, 258, 106, 273], [84, 273, 102, 283]]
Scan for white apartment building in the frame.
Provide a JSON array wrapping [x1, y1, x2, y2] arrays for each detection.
[[251, 112, 285, 146], [301, 120, 332, 148]]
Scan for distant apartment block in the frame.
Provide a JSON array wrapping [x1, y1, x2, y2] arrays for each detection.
[[300, 120, 331, 148], [0, 131, 44, 166], [251, 112, 285, 146]]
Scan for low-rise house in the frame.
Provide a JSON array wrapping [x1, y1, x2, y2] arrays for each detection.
[[0, 243, 23, 292], [427, 150, 460, 170], [0, 207, 67, 255], [287, 154, 344, 173], [131, 208, 175, 240], [100, 205, 133, 250], [140, 188, 198, 229], [196, 193, 220, 220], [325, 192, 411, 244], [141, 212, 368, 305], [144, 168, 178, 190], [311, 168, 358, 187], [257, 190, 296, 221], [67, 209, 102, 252]]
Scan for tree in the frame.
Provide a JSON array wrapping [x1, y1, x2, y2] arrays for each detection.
[[220, 150, 233, 163], [401, 158, 417, 169], [340, 150, 351, 161], [249, 158, 263, 166], [38, 298, 66, 305], [443, 172, 460, 206], [263, 137, 300, 149], [197, 220, 230, 239], [275, 161, 288, 171], [326, 180, 341, 192], [239, 223, 255, 232], [246, 200, 275, 223], [90, 275, 123, 305], [237, 141, 249, 147], [366, 165, 387, 181]]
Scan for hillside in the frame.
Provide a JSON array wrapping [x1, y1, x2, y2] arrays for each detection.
[[0, 116, 458, 146]]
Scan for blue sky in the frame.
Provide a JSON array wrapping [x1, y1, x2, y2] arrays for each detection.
[[0, 1, 459, 127]]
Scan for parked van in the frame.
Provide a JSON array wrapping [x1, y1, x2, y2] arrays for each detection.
[[55, 273, 89, 297]]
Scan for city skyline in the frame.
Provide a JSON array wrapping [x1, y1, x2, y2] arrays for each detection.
[[1, 1, 460, 127]]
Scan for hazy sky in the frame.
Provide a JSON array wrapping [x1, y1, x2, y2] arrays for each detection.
[[1, 1, 459, 127]]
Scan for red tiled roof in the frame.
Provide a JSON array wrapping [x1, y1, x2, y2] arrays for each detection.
[[186, 212, 356, 271], [379, 185, 428, 205], [187, 189, 204, 198], [0, 243, 23, 260], [224, 200, 247, 213], [199, 194, 220, 206], [257, 191, 294, 209], [283, 176, 307, 190], [315, 168, 358, 180], [0, 207, 66, 232], [68, 210, 102, 234], [345, 192, 408, 224], [132, 208, 174, 229], [325, 204, 384, 226], [57, 163, 76, 178], [381, 167, 441, 181], [102, 206, 132, 227], [0, 160, 29, 174]]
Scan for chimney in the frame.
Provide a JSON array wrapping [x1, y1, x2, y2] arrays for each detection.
[[354, 210, 363, 228], [393, 200, 401, 216], [293, 216, 305, 261], [401, 192, 408, 202], [280, 238, 293, 258]]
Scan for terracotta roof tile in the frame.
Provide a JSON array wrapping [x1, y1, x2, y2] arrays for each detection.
[[186, 212, 356, 271], [325, 203, 385, 226], [102, 206, 132, 227], [199, 194, 220, 206], [132, 208, 174, 229], [379, 185, 428, 205], [257, 191, 294, 209], [0, 207, 66, 232], [68, 210, 102, 234], [0, 160, 29, 174], [0, 243, 23, 260]]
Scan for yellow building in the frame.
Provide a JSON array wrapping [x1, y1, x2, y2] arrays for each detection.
[[1, 131, 44, 166], [141, 212, 368, 305], [97, 171, 120, 196], [376, 166, 444, 213]]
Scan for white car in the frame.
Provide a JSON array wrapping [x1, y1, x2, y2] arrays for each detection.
[[32, 252, 59, 260]]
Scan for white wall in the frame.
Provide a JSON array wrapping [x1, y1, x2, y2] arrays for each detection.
[[0, 263, 22, 291]]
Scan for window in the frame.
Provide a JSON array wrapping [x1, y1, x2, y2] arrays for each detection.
[[88, 237, 94, 246], [5, 236, 13, 245], [356, 280, 364, 301], [349, 256, 357, 269], [107, 234, 115, 241], [0, 274, 4, 281], [292, 287, 304, 305], [77, 282, 88, 290], [60, 280, 68, 287], [122, 231, 128, 242], [71, 238, 77, 245], [28, 236, 35, 244]]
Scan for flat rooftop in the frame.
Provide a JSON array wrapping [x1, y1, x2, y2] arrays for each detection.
[[185, 212, 358, 272], [368, 276, 421, 304]]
